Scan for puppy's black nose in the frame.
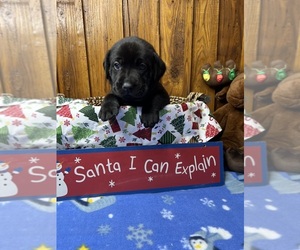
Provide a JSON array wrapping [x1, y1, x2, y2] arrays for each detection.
[[122, 82, 133, 92]]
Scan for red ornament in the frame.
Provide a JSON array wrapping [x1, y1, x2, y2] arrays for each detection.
[[216, 74, 223, 82], [256, 74, 267, 82]]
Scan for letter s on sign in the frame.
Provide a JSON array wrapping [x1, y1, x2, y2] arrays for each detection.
[[29, 166, 47, 183], [74, 166, 86, 183]]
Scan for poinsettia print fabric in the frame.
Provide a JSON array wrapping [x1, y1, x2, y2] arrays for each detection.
[[0, 95, 56, 150], [57, 97, 222, 149]]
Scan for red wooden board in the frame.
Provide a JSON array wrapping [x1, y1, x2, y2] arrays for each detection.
[[0, 142, 224, 200], [0, 149, 56, 200], [244, 141, 268, 185], [57, 142, 224, 199]]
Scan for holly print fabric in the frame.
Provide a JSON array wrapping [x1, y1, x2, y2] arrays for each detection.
[[57, 97, 222, 149]]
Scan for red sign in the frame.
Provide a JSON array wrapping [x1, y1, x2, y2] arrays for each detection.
[[0, 149, 56, 200], [244, 141, 268, 185], [57, 142, 224, 199]]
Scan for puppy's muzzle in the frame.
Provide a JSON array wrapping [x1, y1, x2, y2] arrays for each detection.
[[122, 82, 133, 93]]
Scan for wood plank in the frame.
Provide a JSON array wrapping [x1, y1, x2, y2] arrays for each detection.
[[190, 0, 219, 111], [244, 0, 261, 112], [159, 0, 194, 98], [57, 0, 90, 98], [0, 0, 53, 98], [244, 0, 260, 65], [217, 0, 243, 70], [123, 0, 160, 52], [41, 0, 56, 95], [0, 76, 3, 93], [257, 0, 300, 67], [82, 0, 123, 97]]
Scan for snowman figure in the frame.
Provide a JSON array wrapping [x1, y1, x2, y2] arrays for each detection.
[[0, 161, 19, 197], [56, 161, 69, 197]]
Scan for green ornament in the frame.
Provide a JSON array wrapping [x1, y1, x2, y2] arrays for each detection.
[[275, 69, 287, 81], [228, 69, 236, 80]]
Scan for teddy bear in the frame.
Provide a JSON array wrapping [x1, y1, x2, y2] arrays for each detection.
[[249, 72, 300, 172], [212, 73, 244, 173], [244, 60, 289, 110], [201, 60, 237, 110]]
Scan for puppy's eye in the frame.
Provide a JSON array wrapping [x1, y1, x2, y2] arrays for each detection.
[[139, 63, 147, 71], [113, 62, 121, 71]]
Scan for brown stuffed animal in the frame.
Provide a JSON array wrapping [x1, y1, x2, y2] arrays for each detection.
[[250, 72, 300, 172], [201, 60, 237, 109], [245, 60, 289, 110], [212, 73, 244, 172]]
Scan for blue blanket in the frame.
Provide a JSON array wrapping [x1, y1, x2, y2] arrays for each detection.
[[1, 172, 243, 250]]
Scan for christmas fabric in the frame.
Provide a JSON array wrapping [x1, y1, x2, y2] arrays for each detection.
[[0, 94, 56, 150], [57, 96, 222, 149], [244, 112, 265, 140]]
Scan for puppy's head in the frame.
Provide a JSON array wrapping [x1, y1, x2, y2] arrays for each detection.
[[103, 36, 166, 102]]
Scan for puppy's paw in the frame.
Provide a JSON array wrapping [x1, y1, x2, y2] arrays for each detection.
[[99, 104, 120, 121], [141, 111, 159, 128]]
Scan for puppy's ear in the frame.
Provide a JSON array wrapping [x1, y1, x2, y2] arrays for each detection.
[[153, 52, 166, 82], [103, 50, 111, 81]]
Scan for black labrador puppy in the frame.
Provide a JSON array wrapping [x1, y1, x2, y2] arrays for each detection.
[[99, 36, 170, 128]]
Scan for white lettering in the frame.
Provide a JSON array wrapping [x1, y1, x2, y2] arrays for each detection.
[[29, 166, 47, 183], [244, 155, 255, 167], [74, 166, 86, 183], [175, 155, 217, 179], [74, 160, 122, 183], [129, 156, 137, 170], [144, 159, 169, 174]]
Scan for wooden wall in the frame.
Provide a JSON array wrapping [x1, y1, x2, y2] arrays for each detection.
[[0, 0, 56, 98], [0, 0, 243, 111], [244, 0, 300, 111], [56, 0, 244, 111], [2, 1, 299, 112]]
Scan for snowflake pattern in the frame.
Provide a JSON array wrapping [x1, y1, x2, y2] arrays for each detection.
[[160, 209, 174, 220], [29, 157, 39, 164], [109, 180, 115, 188], [74, 157, 81, 164], [181, 237, 192, 249], [248, 172, 255, 178], [97, 224, 111, 236], [161, 195, 175, 205], [127, 224, 153, 249], [175, 153, 181, 159], [200, 197, 216, 208]]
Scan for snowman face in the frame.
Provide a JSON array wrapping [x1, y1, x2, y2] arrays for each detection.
[[56, 162, 63, 171], [0, 162, 9, 171], [190, 238, 208, 250]]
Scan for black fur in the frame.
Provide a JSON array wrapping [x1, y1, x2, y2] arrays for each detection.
[[99, 36, 170, 127]]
